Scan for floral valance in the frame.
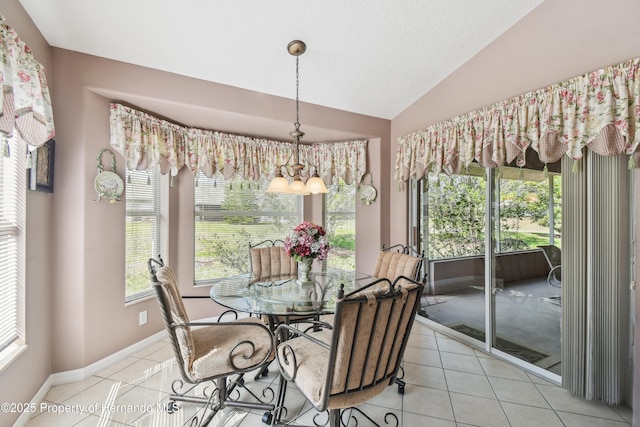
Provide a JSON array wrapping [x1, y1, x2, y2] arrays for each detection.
[[109, 103, 368, 185], [0, 13, 55, 149], [395, 57, 640, 183]]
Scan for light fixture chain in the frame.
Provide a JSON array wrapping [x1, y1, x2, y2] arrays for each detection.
[[295, 54, 300, 129], [266, 40, 328, 195]]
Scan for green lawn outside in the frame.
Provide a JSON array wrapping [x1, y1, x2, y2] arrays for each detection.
[[194, 221, 356, 281]]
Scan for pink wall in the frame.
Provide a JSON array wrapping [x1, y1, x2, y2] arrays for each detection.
[[48, 49, 390, 373], [0, 2, 54, 426], [635, 172, 640, 426]]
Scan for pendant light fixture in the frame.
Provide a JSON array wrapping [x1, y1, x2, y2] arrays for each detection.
[[266, 40, 329, 195]]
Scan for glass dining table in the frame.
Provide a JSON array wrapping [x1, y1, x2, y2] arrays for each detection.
[[210, 269, 386, 425], [209, 269, 375, 319]]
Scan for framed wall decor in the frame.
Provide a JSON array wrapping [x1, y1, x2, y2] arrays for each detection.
[[30, 139, 55, 192]]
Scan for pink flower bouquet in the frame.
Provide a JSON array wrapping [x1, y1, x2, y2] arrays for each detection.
[[284, 221, 330, 262]]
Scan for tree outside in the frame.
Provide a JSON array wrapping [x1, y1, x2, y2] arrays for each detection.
[[195, 174, 301, 281], [325, 179, 356, 270], [194, 174, 357, 280], [424, 171, 561, 260]]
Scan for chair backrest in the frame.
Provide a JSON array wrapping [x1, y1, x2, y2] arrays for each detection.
[[321, 277, 424, 410], [149, 260, 196, 382], [373, 244, 424, 283], [249, 239, 297, 280], [538, 245, 561, 268]]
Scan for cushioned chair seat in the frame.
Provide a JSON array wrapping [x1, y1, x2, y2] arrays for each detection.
[[273, 277, 424, 426], [150, 260, 276, 423], [191, 318, 275, 381], [277, 329, 332, 408]]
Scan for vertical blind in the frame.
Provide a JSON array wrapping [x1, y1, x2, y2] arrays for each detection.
[[0, 136, 26, 352], [561, 153, 631, 404]]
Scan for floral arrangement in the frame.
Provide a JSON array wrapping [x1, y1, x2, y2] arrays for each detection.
[[284, 221, 330, 262]]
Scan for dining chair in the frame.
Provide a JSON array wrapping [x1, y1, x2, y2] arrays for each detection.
[[249, 239, 298, 281], [249, 239, 316, 332], [374, 243, 424, 283], [148, 258, 276, 426], [372, 243, 425, 393], [271, 275, 424, 427]]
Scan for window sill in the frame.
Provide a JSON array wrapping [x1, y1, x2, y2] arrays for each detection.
[[193, 281, 216, 288], [0, 342, 27, 375], [125, 293, 155, 307]]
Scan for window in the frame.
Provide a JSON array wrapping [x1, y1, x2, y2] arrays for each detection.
[[423, 173, 486, 259], [125, 167, 168, 302], [496, 173, 561, 252], [420, 166, 561, 259], [194, 173, 302, 282], [0, 136, 26, 355], [325, 179, 356, 270], [412, 163, 563, 373]]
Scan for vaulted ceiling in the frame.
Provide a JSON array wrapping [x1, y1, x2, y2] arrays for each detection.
[[18, 0, 543, 120]]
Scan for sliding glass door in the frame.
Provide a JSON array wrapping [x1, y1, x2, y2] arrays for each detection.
[[414, 159, 562, 376], [418, 171, 487, 342], [492, 170, 562, 374]]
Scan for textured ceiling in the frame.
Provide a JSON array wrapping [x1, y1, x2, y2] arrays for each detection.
[[18, 0, 543, 120]]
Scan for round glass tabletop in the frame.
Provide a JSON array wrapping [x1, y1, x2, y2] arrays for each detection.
[[210, 269, 374, 316]]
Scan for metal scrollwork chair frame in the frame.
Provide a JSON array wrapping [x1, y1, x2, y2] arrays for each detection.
[[376, 243, 426, 393], [270, 275, 424, 427], [148, 257, 276, 426]]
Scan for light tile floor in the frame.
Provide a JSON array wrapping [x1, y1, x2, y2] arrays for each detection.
[[25, 320, 633, 427]]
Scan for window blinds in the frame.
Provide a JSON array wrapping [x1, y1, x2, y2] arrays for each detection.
[[194, 172, 302, 282], [125, 167, 167, 302], [0, 137, 26, 352]]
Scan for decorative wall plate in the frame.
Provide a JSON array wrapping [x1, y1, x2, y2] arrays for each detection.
[[93, 149, 124, 203], [358, 172, 377, 205], [94, 171, 124, 203]]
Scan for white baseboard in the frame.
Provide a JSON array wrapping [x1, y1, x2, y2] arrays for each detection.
[[53, 330, 168, 386], [13, 315, 228, 427], [12, 330, 166, 427]]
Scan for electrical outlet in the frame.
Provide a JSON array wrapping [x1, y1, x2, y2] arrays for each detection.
[[139, 310, 147, 325]]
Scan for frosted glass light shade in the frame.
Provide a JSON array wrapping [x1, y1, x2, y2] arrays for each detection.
[[289, 178, 308, 194], [266, 176, 290, 193], [305, 176, 329, 194]]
